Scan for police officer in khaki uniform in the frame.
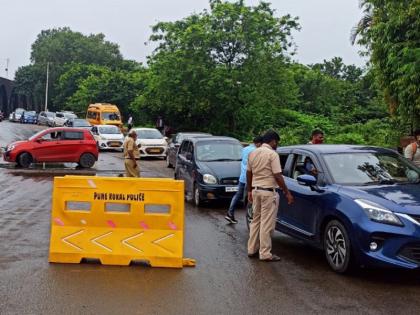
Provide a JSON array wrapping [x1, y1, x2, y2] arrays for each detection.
[[123, 129, 140, 177], [246, 130, 294, 262]]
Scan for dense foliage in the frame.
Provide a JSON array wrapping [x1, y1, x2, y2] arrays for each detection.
[[14, 0, 415, 147], [352, 0, 420, 134]]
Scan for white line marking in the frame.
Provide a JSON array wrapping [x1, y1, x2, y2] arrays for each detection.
[[62, 230, 84, 251], [91, 231, 113, 252], [152, 233, 175, 254], [121, 232, 145, 252]]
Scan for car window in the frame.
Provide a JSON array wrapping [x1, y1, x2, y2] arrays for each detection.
[[41, 131, 63, 141], [63, 131, 84, 140], [279, 154, 288, 170], [179, 141, 190, 155], [290, 154, 319, 179], [56, 113, 64, 118]]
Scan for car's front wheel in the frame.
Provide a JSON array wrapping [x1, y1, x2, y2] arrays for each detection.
[[194, 184, 203, 207], [79, 153, 96, 168], [17, 152, 32, 168], [324, 220, 352, 273]]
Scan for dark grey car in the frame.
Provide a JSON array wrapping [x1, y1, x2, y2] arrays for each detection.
[[166, 132, 211, 168]]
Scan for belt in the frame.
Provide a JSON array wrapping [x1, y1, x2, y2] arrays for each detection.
[[253, 186, 276, 192]]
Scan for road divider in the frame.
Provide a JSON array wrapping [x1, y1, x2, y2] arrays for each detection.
[[49, 175, 195, 268]]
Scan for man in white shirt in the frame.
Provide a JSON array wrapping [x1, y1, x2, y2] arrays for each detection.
[[404, 129, 420, 167]]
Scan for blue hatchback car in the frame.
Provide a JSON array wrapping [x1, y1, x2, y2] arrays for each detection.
[[247, 145, 420, 273]]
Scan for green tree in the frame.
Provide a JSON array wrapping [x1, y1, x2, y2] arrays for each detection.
[[15, 27, 124, 111], [133, 0, 300, 137], [67, 67, 147, 118], [352, 0, 420, 133]]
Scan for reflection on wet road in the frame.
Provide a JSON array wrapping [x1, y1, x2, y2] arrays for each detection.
[[1, 121, 420, 314]]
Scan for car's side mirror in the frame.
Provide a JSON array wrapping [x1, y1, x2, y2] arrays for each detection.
[[297, 174, 317, 186], [297, 174, 324, 192]]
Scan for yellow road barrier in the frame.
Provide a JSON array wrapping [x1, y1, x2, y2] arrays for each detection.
[[49, 176, 195, 268]]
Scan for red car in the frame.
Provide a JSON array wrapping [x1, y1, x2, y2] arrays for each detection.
[[3, 127, 99, 168]]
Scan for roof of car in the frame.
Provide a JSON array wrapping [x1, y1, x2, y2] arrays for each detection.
[[43, 127, 90, 132], [188, 136, 240, 143], [277, 144, 397, 154], [132, 127, 161, 131]]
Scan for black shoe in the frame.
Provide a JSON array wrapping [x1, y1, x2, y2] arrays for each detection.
[[248, 252, 259, 259], [225, 213, 238, 224], [260, 254, 281, 262]]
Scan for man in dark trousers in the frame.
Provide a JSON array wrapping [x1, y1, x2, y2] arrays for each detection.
[[225, 135, 263, 224], [247, 130, 294, 262]]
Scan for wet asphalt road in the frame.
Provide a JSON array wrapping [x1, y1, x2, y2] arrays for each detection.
[[1, 121, 420, 315]]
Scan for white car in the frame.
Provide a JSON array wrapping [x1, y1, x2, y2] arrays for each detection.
[[53, 112, 77, 126], [91, 125, 124, 151], [131, 128, 168, 158]]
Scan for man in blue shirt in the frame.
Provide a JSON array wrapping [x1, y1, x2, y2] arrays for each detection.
[[225, 136, 263, 224]]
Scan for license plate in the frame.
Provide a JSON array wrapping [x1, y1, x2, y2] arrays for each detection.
[[149, 148, 161, 153], [110, 142, 120, 147], [226, 186, 239, 192]]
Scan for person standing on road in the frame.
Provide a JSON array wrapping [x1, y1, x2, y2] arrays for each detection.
[[127, 114, 133, 131], [123, 129, 140, 177], [404, 129, 420, 167], [247, 130, 294, 262], [308, 129, 324, 144], [225, 135, 263, 224]]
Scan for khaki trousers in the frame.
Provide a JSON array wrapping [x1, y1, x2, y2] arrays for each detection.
[[124, 159, 140, 177], [247, 189, 279, 260]]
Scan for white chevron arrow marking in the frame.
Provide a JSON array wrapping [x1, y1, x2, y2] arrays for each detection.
[[121, 232, 145, 253], [91, 231, 113, 252], [61, 230, 84, 251], [152, 233, 175, 254]]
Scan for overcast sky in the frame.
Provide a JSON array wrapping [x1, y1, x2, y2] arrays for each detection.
[[0, 0, 366, 79]]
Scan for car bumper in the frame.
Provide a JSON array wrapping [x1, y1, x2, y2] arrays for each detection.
[[352, 214, 420, 269], [3, 150, 15, 162], [97, 140, 123, 150], [196, 182, 239, 201]]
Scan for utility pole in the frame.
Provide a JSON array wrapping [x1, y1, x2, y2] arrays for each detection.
[[44, 62, 49, 112]]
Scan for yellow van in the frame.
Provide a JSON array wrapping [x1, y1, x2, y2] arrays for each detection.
[[86, 103, 122, 127]]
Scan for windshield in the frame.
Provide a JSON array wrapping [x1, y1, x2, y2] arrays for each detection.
[[29, 130, 46, 141], [16, 109, 24, 114], [136, 129, 163, 139], [26, 111, 36, 116], [196, 141, 242, 162], [101, 112, 120, 121], [324, 152, 420, 185], [98, 126, 120, 134], [73, 119, 91, 127]]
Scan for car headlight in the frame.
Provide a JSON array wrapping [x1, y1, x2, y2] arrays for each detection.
[[100, 136, 107, 140], [355, 199, 403, 226], [7, 145, 15, 151], [203, 174, 217, 184]]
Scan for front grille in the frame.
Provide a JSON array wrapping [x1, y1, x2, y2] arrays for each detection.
[[145, 147, 164, 155], [409, 215, 420, 224], [398, 243, 420, 264], [220, 178, 239, 185]]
